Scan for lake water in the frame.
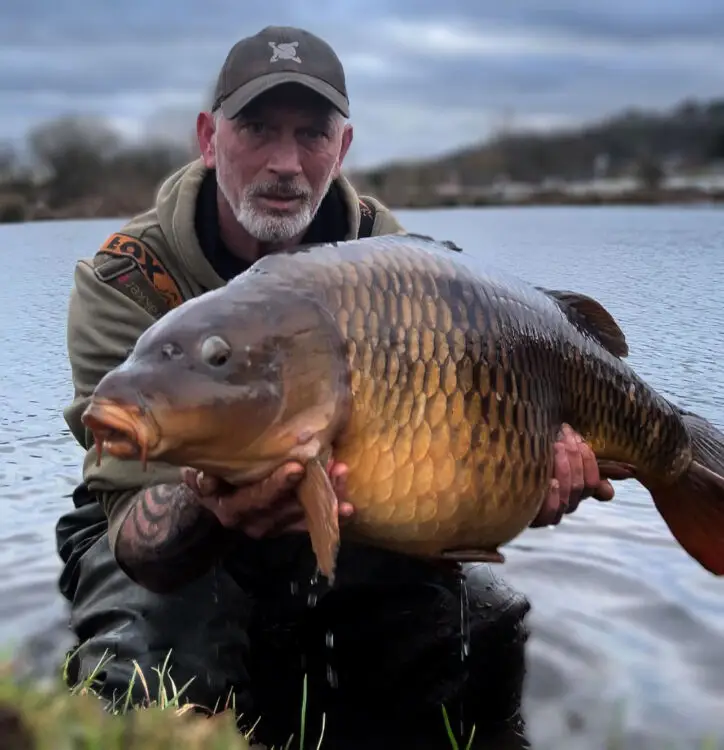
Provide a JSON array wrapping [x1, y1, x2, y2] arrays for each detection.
[[1, 206, 724, 749]]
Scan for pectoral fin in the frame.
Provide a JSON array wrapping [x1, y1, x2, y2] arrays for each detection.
[[597, 460, 637, 481], [296, 457, 341, 584]]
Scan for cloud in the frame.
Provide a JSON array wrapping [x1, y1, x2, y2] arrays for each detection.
[[1, 0, 723, 167], [369, 0, 724, 42]]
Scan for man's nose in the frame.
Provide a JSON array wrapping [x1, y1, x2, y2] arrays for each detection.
[[266, 135, 303, 177]]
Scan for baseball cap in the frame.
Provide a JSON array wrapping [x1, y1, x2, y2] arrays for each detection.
[[212, 26, 349, 119]]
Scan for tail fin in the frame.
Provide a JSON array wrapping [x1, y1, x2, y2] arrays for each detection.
[[649, 410, 724, 576]]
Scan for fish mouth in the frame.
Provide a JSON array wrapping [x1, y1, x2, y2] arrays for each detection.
[[81, 398, 161, 469]]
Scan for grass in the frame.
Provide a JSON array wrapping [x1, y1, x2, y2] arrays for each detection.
[[0, 649, 479, 750], [0, 650, 252, 750], [2, 649, 719, 750]]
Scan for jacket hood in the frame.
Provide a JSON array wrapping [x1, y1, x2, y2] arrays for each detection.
[[155, 158, 224, 292]]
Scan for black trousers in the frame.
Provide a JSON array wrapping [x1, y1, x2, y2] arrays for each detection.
[[55, 483, 532, 750]]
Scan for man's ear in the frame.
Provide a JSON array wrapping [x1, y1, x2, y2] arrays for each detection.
[[334, 123, 354, 177], [197, 111, 217, 168]]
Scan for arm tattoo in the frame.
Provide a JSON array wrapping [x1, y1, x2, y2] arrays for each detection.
[[116, 483, 227, 591], [128, 483, 201, 550]]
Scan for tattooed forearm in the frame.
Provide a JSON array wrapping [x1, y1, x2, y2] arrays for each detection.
[[116, 483, 227, 592], [127, 483, 202, 549]]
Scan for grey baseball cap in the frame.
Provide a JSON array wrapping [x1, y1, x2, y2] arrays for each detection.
[[211, 26, 349, 118]]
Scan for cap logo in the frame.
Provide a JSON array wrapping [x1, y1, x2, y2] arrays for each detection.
[[269, 41, 301, 64]]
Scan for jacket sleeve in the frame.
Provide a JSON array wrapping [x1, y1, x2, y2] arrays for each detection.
[[63, 258, 184, 554]]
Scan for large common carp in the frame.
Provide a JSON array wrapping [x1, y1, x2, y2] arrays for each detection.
[[82, 233, 724, 583]]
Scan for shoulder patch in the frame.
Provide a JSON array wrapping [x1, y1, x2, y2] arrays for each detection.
[[359, 197, 374, 218], [95, 232, 184, 312], [358, 197, 377, 238]]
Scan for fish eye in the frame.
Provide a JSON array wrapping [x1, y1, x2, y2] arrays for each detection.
[[200, 335, 232, 368]]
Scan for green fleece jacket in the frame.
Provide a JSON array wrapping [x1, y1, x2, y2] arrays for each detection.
[[63, 158, 405, 554]]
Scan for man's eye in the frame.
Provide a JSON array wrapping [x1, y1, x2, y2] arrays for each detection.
[[243, 121, 266, 135]]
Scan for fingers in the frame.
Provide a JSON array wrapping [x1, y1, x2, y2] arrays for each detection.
[[191, 462, 303, 527], [564, 426, 617, 503], [559, 425, 585, 513], [329, 462, 349, 501], [578, 434, 602, 496], [528, 439, 574, 526], [181, 468, 223, 498], [181, 467, 210, 496], [338, 501, 355, 518], [553, 439, 572, 508], [233, 461, 352, 538], [186, 458, 354, 539], [559, 424, 613, 511], [243, 497, 307, 538], [592, 478, 615, 502], [181, 463, 303, 502], [529, 477, 562, 527], [531, 423, 618, 529], [531, 424, 613, 527], [329, 462, 354, 524], [264, 461, 306, 495], [238, 461, 309, 537]]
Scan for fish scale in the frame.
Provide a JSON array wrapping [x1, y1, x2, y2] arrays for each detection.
[[83, 232, 724, 580]]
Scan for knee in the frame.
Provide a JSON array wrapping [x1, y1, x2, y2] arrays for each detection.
[[464, 562, 531, 637], [462, 563, 531, 727], [464, 562, 531, 675], [61, 533, 256, 718]]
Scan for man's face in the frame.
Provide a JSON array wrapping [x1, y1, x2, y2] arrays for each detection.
[[206, 85, 353, 243]]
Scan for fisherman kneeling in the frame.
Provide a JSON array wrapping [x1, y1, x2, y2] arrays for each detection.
[[55, 26, 615, 750]]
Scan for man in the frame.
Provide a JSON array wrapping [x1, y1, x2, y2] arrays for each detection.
[[55, 25, 615, 749]]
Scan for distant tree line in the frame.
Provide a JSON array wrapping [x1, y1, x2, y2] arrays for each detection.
[[0, 115, 194, 222], [2, 97, 724, 223], [350, 98, 724, 207]]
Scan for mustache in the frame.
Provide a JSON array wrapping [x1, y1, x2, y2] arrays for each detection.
[[249, 181, 312, 200]]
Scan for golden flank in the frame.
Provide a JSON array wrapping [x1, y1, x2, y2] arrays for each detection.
[[82, 233, 724, 583]]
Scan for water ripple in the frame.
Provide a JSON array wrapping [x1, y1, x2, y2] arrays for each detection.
[[3, 209, 724, 747]]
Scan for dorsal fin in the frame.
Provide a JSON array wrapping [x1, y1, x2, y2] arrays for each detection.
[[406, 233, 463, 253], [538, 287, 629, 358]]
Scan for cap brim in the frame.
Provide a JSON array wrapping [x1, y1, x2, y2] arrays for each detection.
[[219, 71, 349, 118]]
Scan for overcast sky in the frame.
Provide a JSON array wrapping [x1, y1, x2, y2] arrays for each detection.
[[2, 0, 724, 167]]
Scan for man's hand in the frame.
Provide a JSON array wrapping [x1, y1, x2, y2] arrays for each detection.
[[182, 459, 354, 539], [530, 423, 615, 527]]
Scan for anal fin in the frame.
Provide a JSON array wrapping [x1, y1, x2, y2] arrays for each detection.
[[439, 548, 506, 564], [296, 457, 341, 585]]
